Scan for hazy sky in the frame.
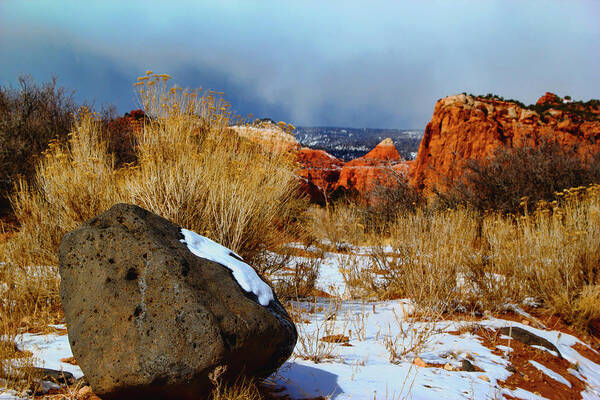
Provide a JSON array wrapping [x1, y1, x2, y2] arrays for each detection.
[[1, 1, 599, 128]]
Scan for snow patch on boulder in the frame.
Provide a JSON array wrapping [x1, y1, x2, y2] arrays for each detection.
[[180, 228, 274, 306]]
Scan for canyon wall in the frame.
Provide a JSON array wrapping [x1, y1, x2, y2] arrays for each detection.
[[235, 92, 600, 203], [410, 93, 600, 193], [297, 138, 410, 203]]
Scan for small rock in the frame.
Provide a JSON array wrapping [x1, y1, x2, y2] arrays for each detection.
[[499, 326, 562, 358], [77, 385, 93, 399], [60, 356, 78, 365], [320, 334, 349, 343], [521, 319, 530, 325], [77, 385, 102, 400], [478, 375, 490, 382], [413, 357, 427, 368], [461, 359, 476, 372], [34, 380, 61, 395], [30, 367, 74, 385], [443, 363, 454, 371]]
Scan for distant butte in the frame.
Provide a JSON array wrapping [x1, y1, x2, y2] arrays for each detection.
[[410, 93, 600, 194], [234, 92, 600, 202]]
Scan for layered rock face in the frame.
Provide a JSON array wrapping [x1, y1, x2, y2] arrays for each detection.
[[233, 123, 410, 203], [296, 148, 344, 203], [335, 138, 408, 199], [295, 138, 410, 203], [230, 123, 300, 153], [59, 204, 296, 399], [410, 93, 600, 193]]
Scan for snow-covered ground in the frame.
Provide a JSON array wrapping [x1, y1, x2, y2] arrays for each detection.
[[3, 247, 600, 399], [272, 299, 600, 399]]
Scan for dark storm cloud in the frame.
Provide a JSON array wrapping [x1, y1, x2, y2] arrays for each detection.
[[1, 0, 599, 128]]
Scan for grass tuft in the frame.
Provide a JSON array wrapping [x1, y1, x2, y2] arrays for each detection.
[[1, 72, 303, 334]]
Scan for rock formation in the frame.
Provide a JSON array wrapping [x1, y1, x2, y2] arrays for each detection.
[[536, 92, 563, 106], [228, 121, 411, 203], [58, 203, 296, 399], [296, 148, 344, 203], [230, 122, 300, 153], [410, 93, 600, 193], [335, 138, 408, 202], [295, 138, 410, 203]]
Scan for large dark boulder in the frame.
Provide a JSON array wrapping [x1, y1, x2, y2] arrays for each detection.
[[58, 203, 296, 399]]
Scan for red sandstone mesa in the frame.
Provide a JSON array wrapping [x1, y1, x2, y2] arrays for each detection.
[[296, 138, 410, 203], [410, 93, 600, 194], [335, 138, 408, 199], [234, 121, 411, 203], [296, 147, 344, 203], [233, 92, 600, 202]]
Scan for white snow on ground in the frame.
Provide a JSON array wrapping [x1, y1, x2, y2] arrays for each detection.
[[6, 303, 598, 400], [0, 392, 25, 400], [529, 360, 571, 388], [271, 299, 600, 399], [271, 300, 498, 399], [274, 247, 376, 298], [269, 248, 600, 398], [0, 327, 83, 399], [15, 327, 83, 379], [3, 247, 600, 399], [483, 318, 600, 399], [180, 228, 274, 306]]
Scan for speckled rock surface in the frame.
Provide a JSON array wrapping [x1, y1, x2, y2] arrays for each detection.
[[58, 203, 296, 399]]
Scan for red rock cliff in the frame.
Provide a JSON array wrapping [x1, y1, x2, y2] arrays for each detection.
[[410, 93, 600, 193], [296, 138, 410, 203], [336, 138, 408, 199], [297, 148, 344, 203]]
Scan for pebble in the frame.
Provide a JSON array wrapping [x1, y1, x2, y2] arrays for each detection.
[[413, 357, 427, 368]]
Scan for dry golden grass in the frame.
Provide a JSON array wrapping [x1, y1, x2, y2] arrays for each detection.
[[366, 207, 480, 309], [0, 337, 37, 394], [209, 375, 263, 400], [303, 184, 600, 331], [0, 72, 303, 337], [294, 300, 346, 363], [271, 255, 322, 300], [306, 204, 365, 250], [485, 184, 600, 329], [357, 184, 600, 331], [0, 302, 40, 395]]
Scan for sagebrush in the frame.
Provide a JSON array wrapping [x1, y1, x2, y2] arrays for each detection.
[[1, 72, 304, 332]]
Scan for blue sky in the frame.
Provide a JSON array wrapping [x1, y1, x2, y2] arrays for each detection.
[[1, 1, 599, 128]]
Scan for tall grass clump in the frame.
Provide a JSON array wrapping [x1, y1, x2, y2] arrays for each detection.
[[366, 184, 600, 331], [1, 71, 302, 330], [127, 72, 301, 259], [368, 207, 481, 310], [306, 204, 365, 249], [486, 184, 600, 329]]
